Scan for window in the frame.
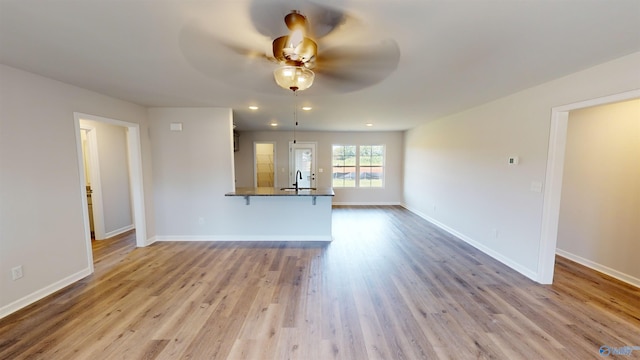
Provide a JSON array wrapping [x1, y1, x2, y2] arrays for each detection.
[[332, 145, 356, 187], [332, 145, 384, 188], [359, 145, 384, 187]]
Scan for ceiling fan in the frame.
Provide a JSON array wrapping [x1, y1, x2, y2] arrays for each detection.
[[179, 2, 400, 94], [271, 10, 317, 68], [270, 10, 319, 92]]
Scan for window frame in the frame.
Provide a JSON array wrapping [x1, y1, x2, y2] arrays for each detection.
[[331, 144, 357, 188], [331, 144, 385, 189]]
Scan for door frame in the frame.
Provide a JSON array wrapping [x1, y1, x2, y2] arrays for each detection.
[[79, 124, 106, 240], [537, 89, 640, 284], [289, 141, 317, 188], [74, 112, 148, 270]]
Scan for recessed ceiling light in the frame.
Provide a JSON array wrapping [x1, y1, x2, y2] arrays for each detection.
[[249, 105, 259, 110], [270, 122, 278, 127], [366, 123, 373, 127], [301, 106, 312, 111]]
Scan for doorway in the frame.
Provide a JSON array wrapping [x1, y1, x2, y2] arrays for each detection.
[[254, 142, 276, 187], [74, 112, 147, 271], [537, 89, 640, 284], [289, 141, 317, 188]]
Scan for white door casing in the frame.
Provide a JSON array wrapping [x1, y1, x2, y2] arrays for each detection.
[[289, 141, 317, 188]]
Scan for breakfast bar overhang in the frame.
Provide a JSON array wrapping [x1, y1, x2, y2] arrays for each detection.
[[224, 187, 335, 241]]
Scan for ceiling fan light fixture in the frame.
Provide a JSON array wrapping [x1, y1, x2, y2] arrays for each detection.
[[273, 65, 315, 92]]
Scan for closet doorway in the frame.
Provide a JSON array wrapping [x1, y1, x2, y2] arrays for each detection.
[[254, 142, 276, 187]]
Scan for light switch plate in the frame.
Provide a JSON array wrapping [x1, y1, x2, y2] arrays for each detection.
[[170, 122, 183, 131]]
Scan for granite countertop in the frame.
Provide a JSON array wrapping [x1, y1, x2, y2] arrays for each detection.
[[225, 187, 335, 197]]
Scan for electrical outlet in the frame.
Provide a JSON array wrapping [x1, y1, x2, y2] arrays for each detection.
[[11, 265, 23, 280]]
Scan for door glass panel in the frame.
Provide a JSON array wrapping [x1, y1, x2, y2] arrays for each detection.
[[294, 148, 312, 187], [290, 142, 316, 188]]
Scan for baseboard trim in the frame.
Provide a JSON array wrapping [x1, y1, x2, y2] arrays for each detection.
[[144, 235, 157, 247], [155, 235, 333, 242], [556, 249, 640, 288], [0, 267, 93, 319], [104, 224, 135, 239], [402, 204, 539, 282], [332, 202, 402, 206]]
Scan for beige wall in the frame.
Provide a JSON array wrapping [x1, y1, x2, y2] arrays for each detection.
[[403, 52, 640, 281], [0, 64, 155, 317], [557, 99, 640, 284], [234, 130, 404, 204]]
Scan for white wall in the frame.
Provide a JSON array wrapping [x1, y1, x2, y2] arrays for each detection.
[[81, 120, 133, 236], [403, 52, 640, 281], [234, 131, 404, 205], [149, 107, 235, 237], [557, 99, 640, 285], [0, 64, 155, 317]]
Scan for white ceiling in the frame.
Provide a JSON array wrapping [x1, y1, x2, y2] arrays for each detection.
[[1, 0, 638, 132]]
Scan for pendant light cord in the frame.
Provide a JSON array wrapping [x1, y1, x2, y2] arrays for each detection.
[[293, 90, 298, 144]]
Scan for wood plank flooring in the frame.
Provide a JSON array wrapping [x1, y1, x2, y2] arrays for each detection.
[[1, 205, 638, 359]]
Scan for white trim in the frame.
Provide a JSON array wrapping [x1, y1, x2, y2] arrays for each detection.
[[144, 235, 157, 247], [0, 267, 92, 320], [403, 205, 538, 281], [556, 249, 640, 288], [74, 121, 95, 273], [155, 235, 333, 242], [332, 202, 402, 206], [538, 89, 640, 284], [79, 123, 106, 241], [104, 224, 135, 239], [125, 125, 148, 247], [537, 111, 569, 284]]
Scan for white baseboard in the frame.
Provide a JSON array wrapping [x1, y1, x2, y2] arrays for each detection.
[[556, 249, 640, 288], [0, 267, 93, 319], [144, 235, 157, 247], [402, 205, 539, 282], [104, 224, 135, 239], [332, 202, 402, 206], [155, 235, 333, 242]]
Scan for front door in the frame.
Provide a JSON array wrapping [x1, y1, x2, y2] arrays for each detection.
[[289, 142, 316, 188]]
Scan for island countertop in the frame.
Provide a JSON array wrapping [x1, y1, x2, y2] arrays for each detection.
[[225, 187, 335, 197]]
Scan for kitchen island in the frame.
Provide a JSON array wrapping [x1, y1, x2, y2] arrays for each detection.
[[224, 187, 334, 241]]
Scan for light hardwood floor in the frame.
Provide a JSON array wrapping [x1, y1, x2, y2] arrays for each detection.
[[1, 206, 639, 359]]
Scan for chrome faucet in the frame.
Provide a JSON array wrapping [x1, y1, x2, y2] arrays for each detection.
[[293, 170, 302, 190]]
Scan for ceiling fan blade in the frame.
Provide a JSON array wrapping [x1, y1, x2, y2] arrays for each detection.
[[220, 40, 274, 62], [314, 39, 400, 92], [179, 22, 278, 93], [249, 0, 348, 40]]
